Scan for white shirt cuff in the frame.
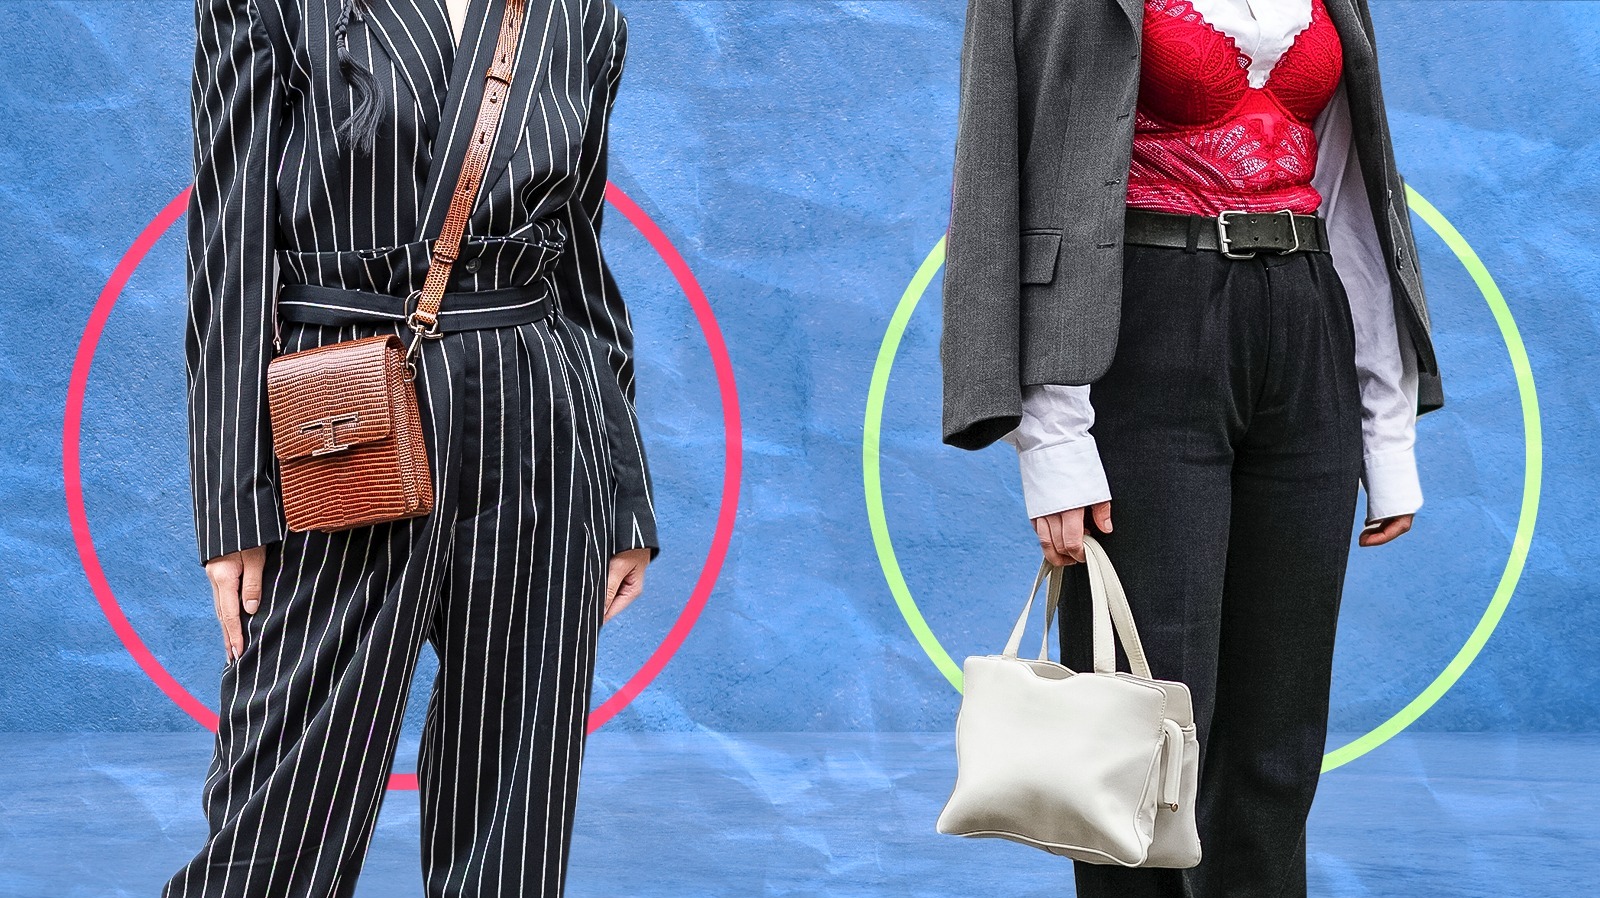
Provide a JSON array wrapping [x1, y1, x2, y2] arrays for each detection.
[[1362, 446, 1423, 523], [1016, 436, 1114, 519]]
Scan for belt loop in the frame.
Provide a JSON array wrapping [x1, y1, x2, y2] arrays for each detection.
[[1184, 215, 1200, 254]]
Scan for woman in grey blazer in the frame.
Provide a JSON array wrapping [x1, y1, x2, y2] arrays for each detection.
[[163, 0, 657, 895], [942, 0, 1442, 895]]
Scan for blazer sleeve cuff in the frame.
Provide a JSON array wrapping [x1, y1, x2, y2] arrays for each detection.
[[196, 485, 287, 566], [612, 481, 660, 561]]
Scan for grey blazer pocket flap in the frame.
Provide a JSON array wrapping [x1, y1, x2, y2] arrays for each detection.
[[1020, 231, 1062, 285]]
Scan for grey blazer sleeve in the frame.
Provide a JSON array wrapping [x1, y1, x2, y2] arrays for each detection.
[[552, 11, 660, 559], [185, 0, 289, 565], [939, 0, 1025, 451], [1354, 0, 1444, 415]]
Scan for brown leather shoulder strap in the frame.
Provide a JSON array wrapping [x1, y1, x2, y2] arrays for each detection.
[[406, 0, 528, 346]]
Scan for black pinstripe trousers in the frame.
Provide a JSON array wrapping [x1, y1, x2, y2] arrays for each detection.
[[162, 311, 612, 898], [1058, 242, 1365, 898]]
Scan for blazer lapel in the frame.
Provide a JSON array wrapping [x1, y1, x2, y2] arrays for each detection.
[[1320, 0, 1375, 74], [1320, 0, 1383, 163], [414, 0, 551, 241], [1112, 0, 1144, 31], [357, 0, 457, 133], [1319, 0, 1392, 211]]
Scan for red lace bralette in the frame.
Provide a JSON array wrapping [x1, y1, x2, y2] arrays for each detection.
[[1125, 0, 1344, 216]]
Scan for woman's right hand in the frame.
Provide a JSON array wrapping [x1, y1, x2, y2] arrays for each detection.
[[1033, 501, 1114, 567], [205, 546, 266, 663]]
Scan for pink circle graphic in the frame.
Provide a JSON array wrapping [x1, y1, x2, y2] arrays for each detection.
[[63, 184, 741, 791]]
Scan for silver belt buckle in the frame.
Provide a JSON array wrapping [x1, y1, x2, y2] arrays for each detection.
[[1215, 210, 1254, 259], [1215, 208, 1300, 259]]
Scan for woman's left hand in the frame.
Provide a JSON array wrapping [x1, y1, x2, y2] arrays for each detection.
[[604, 547, 653, 623], [1358, 513, 1413, 547]]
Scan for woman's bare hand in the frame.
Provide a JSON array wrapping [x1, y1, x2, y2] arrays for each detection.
[[604, 547, 652, 624], [1358, 513, 1413, 547], [1033, 501, 1114, 566], [205, 546, 265, 663]]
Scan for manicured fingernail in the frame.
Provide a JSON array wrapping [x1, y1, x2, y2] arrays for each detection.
[[244, 600, 259, 614]]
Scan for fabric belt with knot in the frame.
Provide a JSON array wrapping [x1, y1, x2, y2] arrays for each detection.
[[1123, 207, 1330, 258], [276, 280, 555, 333]]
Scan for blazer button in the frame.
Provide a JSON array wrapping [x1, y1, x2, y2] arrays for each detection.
[[464, 257, 481, 272]]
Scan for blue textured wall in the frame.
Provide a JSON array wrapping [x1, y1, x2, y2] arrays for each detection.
[[1, 0, 1596, 744]]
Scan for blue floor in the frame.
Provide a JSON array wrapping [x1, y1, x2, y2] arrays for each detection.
[[2, 732, 1595, 897]]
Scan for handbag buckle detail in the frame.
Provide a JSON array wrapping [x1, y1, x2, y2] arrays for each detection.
[[300, 412, 360, 456]]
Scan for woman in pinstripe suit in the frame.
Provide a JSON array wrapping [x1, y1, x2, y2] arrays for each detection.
[[164, 0, 658, 895]]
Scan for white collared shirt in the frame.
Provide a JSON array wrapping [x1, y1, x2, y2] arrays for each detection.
[[1002, 0, 1422, 526]]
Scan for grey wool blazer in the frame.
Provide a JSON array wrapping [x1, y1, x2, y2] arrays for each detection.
[[940, 0, 1444, 450]]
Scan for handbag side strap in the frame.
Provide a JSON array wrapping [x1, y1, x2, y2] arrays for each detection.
[[1038, 562, 1065, 662], [1085, 543, 1115, 672], [1002, 560, 1054, 658], [1081, 535, 1154, 679], [404, 0, 529, 367], [1009, 540, 1153, 677], [1023, 537, 1156, 677], [1029, 552, 1113, 670]]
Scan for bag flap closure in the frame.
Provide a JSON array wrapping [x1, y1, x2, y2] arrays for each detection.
[[267, 334, 402, 462]]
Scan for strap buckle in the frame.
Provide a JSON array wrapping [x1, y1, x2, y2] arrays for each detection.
[[1215, 208, 1300, 259], [403, 289, 445, 379]]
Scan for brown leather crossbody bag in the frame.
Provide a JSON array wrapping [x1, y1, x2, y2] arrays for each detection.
[[264, 0, 528, 534]]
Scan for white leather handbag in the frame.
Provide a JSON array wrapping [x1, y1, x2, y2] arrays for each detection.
[[935, 534, 1202, 868]]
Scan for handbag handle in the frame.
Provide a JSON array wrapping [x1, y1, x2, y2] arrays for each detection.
[[402, 0, 529, 370], [1002, 534, 1153, 679]]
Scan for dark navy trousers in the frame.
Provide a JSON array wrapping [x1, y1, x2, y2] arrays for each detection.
[[162, 311, 614, 898], [1058, 241, 1366, 898]]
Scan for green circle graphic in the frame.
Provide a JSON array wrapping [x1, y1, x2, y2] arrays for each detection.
[[863, 187, 1542, 772]]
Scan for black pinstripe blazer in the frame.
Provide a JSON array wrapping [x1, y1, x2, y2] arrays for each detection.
[[186, 0, 658, 564]]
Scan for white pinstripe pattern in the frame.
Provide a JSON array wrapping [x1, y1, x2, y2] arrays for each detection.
[[166, 316, 611, 898], [184, 0, 657, 567], [171, 0, 654, 895]]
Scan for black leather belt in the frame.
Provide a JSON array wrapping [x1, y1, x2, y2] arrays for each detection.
[[277, 283, 554, 333], [1124, 207, 1329, 257]]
